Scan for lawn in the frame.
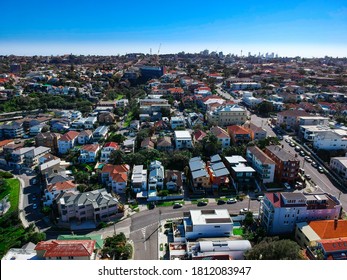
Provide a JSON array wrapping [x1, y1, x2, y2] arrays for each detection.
[[157, 200, 185, 207], [233, 228, 244, 235], [0, 178, 20, 213], [191, 198, 209, 205]]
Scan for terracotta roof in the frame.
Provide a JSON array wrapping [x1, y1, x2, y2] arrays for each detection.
[[210, 126, 230, 139], [35, 240, 95, 257], [309, 220, 347, 239], [141, 137, 155, 148], [47, 180, 76, 192], [227, 125, 250, 135], [60, 131, 79, 141], [103, 142, 117, 148], [0, 139, 14, 147], [110, 172, 127, 183], [102, 164, 129, 174], [157, 136, 172, 147], [319, 238, 347, 253], [81, 144, 100, 153], [193, 130, 207, 141]]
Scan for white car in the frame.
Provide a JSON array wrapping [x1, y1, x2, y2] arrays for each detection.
[[284, 182, 291, 190]]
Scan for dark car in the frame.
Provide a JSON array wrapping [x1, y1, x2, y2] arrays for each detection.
[[217, 199, 226, 205], [197, 201, 207, 207], [173, 203, 183, 209], [148, 203, 155, 210]]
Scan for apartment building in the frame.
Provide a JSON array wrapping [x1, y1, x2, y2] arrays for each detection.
[[313, 130, 347, 151], [264, 145, 300, 183], [330, 157, 347, 183], [131, 165, 147, 193], [35, 132, 61, 154], [57, 188, 119, 224], [260, 192, 342, 235], [227, 125, 251, 145], [58, 131, 79, 154], [174, 130, 193, 150], [246, 146, 276, 184], [207, 105, 247, 127], [277, 109, 310, 130], [78, 144, 100, 163], [170, 116, 185, 129]]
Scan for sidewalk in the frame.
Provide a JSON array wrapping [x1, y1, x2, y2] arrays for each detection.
[[16, 175, 30, 228]]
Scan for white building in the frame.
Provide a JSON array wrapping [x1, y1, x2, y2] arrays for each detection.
[[313, 130, 347, 151], [100, 142, 119, 163], [246, 146, 276, 184], [241, 91, 262, 108], [230, 82, 261, 90], [174, 130, 193, 150], [183, 209, 233, 240], [207, 105, 247, 127], [131, 165, 147, 193], [148, 160, 165, 191], [330, 157, 347, 183], [260, 192, 342, 235]]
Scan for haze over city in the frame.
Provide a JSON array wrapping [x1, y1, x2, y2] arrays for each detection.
[[1, 0, 347, 57]]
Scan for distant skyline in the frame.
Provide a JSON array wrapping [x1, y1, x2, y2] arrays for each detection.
[[1, 0, 347, 57]]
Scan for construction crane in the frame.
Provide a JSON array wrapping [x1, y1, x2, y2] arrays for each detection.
[[157, 43, 161, 55]]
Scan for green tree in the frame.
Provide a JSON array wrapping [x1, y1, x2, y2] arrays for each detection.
[[244, 237, 304, 260], [109, 150, 125, 165], [102, 233, 132, 260], [201, 133, 222, 158], [74, 171, 89, 184]]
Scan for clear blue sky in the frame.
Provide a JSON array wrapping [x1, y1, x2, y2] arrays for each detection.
[[1, 0, 347, 57]]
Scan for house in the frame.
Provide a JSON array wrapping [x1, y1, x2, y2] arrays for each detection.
[[101, 164, 130, 194], [71, 111, 82, 120], [140, 137, 155, 150], [264, 145, 300, 183], [131, 165, 147, 193], [207, 159, 230, 189], [148, 160, 165, 194], [57, 234, 104, 250], [174, 130, 193, 150], [224, 156, 256, 193], [51, 120, 70, 132], [100, 142, 120, 163], [227, 125, 251, 145], [183, 209, 233, 240], [44, 180, 77, 206], [78, 130, 93, 145], [38, 157, 68, 184], [35, 240, 97, 260], [260, 192, 342, 235], [92, 126, 109, 140], [192, 130, 207, 144], [170, 116, 185, 129], [35, 132, 61, 154], [210, 126, 230, 148], [246, 146, 276, 184], [314, 238, 347, 260], [189, 157, 211, 192], [9, 146, 51, 169], [0, 139, 14, 153], [156, 136, 173, 152], [29, 124, 46, 136], [330, 157, 347, 183], [57, 188, 119, 225], [187, 240, 251, 260], [206, 104, 247, 127], [8, 147, 35, 169], [187, 112, 204, 128], [295, 219, 347, 249], [58, 131, 79, 154], [243, 122, 267, 141], [165, 170, 182, 192], [78, 144, 100, 163], [98, 112, 116, 124]]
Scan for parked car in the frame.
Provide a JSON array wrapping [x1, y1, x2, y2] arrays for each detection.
[[305, 174, 311, 180], [32, 203, 37, 209], [197, 201, 207, 207], [295, 146, 301, 152], [289, 142, 295, 147], [295, 182, 303, 189], [217, 199, 226, 205], [311, 161, 318, 168], [227, 198, 237, 204], [240, 208, 249, 214], [318, 166, 324, 173], [148, 203, 155, 210], [305, 156, 312, 163], [173, 203, 183, 209], [284, 182, 291, 190], [257, 196, 264, 201], [285, 138, 290, 143]]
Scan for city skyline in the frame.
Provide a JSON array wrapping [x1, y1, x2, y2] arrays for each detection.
[[1, 0, 347, 57]]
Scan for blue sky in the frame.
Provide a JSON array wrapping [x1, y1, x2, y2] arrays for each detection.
[[1, 0, 347, 57]]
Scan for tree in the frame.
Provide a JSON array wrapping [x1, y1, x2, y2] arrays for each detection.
[[244, 237, 304, 260], [109, 150, 125, 165], [201, 133, 222, 158], [74, 171, 89, 184], [102, 233, 132, 260], [256, 101, 274, 117]]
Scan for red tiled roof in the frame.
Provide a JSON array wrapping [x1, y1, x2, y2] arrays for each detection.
[[227, 125, 250, 135], [60, 131, 79, 141], [104, 142, 119, 149], [81, 144, 100, 153], [79, 130, 93, 136], [319, 238, 347, 253], [35, 240, 95, 257], [110, 172, 127, 183], [47, 180, 76, 192], [193, 130, 207, 141], [102, 164, 129, 174], [0, 139, 14, 147], [309, 220, 347, 239]]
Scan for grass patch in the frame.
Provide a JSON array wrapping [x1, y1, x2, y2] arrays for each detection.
[[233, 228, 244, 235], [123, 111, 134, 127], [191, 198, 208, 205], [157, 200, 185, 207], [0, 178, 20, 214]]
